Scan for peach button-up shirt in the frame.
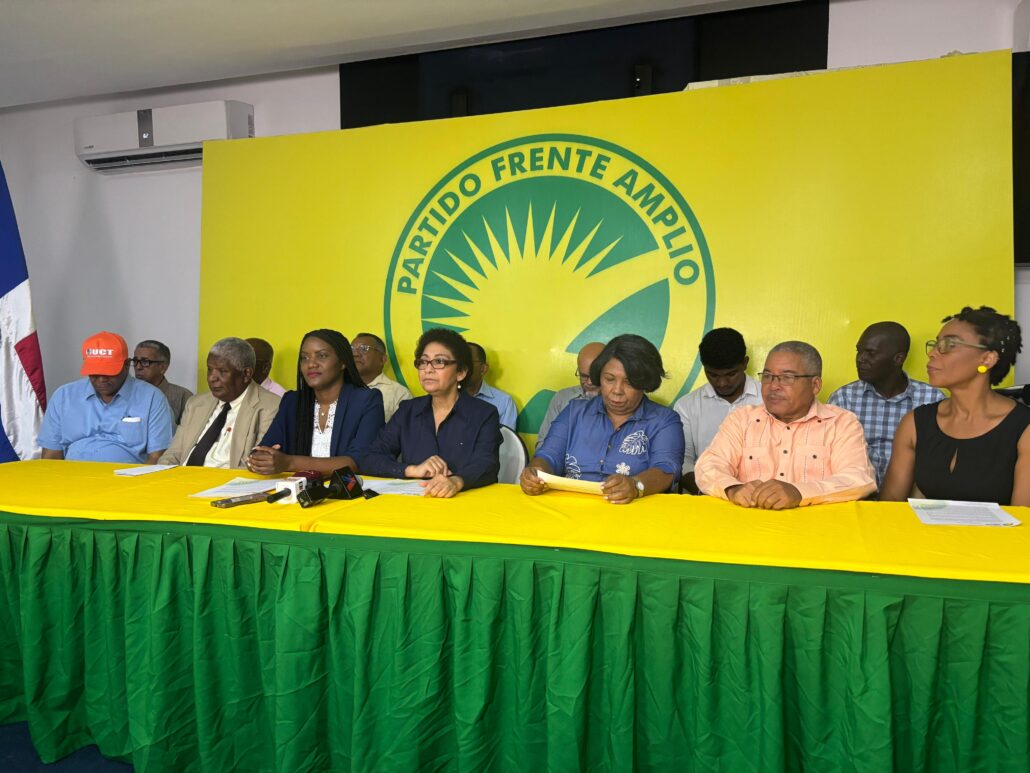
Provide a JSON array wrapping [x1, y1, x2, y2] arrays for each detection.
[[695, 401, 876, 506]]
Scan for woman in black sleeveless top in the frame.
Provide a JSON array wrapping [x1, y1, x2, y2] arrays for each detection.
[[881, 306, 1030, 506]]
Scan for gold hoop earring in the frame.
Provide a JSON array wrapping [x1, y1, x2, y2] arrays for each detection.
[[977, 365, 989, 374]]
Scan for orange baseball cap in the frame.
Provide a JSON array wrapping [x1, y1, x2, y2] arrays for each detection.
[[80, 331, 129, 376]]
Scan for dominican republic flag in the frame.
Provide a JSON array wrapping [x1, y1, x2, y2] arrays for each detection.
[[0, 161, 46, 461]]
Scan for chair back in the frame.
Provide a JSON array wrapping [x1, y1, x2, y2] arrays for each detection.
[[498, 425, 529, 484]]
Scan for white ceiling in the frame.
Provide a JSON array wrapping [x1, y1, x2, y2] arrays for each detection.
[[0, 0, 790, 110]]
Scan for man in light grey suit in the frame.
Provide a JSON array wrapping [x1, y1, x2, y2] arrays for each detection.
[[159, 338, 281, 469]]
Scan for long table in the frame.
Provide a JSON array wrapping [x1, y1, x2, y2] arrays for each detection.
[[0, 460, 1028, 771]]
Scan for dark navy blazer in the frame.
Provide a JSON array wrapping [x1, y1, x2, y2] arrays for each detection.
[[359, 391, 501, 490], [260, 383, 385, 458]]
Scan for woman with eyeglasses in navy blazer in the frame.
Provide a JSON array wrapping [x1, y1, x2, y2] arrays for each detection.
[[359, 327, 501, 497]]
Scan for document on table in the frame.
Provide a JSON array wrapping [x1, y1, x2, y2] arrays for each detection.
[[536, 470, 604, 495], [363, 478, 428, 496], [114, 464, 176, 477], [189, 477, 278, 499], [909, 498, 1021, 526]]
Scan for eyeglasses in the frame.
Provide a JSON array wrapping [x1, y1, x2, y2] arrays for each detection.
[[351, 345, 383, 355], [415, 357, 457, 370], [131, 358, 166, 368], [758, 372, 817, 385], [924, 338, 990, 356], [575, 370, 591, 381]]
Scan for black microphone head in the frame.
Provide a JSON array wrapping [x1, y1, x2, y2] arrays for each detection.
[[326, 467, 364, 500], [297, 482, 330, 508]]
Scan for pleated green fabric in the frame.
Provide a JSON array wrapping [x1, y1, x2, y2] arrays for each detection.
[[0, 512, 1028, 772]]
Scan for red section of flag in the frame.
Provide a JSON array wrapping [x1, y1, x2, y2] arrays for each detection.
[[15, 331, 46, 412]]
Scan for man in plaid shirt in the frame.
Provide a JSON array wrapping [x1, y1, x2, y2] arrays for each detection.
[[829, 322, 944, 488]]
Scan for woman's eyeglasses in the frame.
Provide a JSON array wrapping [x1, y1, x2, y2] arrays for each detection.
[[414, 357, 457, 370], [924, 338, 989, 356]]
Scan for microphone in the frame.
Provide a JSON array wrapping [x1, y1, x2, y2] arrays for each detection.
[[271, 471, 323, 505], [297, 467, 364, 507], [324, 467, 364, 500]]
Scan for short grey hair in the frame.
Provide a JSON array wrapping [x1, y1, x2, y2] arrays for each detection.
[[768, 340, 822, 376], [208, 337, 256, 372], [135, 339, 171, 362]]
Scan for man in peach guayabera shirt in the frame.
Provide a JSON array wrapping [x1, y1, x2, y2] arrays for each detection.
[[695, 340, 876, 510]]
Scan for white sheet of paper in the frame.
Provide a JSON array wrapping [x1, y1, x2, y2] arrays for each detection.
[[189, 477, 278, 499], [909, 498, 1021, 527], [114, 464, 175, 477], [536, 470, 604, 495], [363, 478, 428, 496]]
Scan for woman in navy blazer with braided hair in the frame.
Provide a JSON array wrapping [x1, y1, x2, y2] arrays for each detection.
[[247, 329, 384, 476]]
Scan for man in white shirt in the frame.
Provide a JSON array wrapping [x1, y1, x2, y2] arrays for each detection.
[[160, 338, 281, 468], [351, 332, 413, 422], [673, 328, 763, 493]]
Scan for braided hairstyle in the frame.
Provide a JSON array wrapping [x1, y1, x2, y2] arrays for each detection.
[[292, 329, 367, 454], [942, 306, 1022, 386]]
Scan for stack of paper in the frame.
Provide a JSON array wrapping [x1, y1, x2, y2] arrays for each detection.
[[908, 498, 1021, 527], [189, 477, 277, 499], [363, 479, 428, 496], [114, 465, 175, 477], [536, 470, 604, 495]]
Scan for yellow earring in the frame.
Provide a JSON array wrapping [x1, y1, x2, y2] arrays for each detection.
[[977, 365, 989, 374]]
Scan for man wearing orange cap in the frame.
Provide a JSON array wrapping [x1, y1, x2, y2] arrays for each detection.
[[38, 331, 173, 463]]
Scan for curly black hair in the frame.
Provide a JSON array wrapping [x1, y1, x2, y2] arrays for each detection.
[[942, 306, 1022, 386], [698, 328, 747, 369]]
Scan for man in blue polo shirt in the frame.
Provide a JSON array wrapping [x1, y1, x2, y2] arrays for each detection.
[[39, 331, 174, 463]]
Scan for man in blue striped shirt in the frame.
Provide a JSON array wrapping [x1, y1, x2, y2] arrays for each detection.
[[829, 322, 944, 488]]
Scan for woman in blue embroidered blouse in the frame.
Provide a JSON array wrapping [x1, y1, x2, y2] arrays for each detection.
[[521, 334, 684, 504], [359, 328, 502, 497], [247, 329, 384, 476]]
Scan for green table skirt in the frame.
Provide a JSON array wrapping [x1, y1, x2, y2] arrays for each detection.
[[0, 512, 1027, 772]]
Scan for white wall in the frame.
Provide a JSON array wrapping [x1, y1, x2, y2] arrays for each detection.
[[0, 66, 339, 393], [829, 0, 1028, 69]]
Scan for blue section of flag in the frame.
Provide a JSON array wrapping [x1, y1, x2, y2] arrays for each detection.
[[0, 163, 29, 299], [0, 408, 18, 463]]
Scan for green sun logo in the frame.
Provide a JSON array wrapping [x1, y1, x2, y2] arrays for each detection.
[[385, 134, 714, 434]]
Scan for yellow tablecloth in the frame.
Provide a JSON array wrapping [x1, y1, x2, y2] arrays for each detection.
[[0, 459, 319, 531], [2, 460, 1029, 584]]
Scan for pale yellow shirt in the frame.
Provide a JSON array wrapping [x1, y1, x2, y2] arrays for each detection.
[[368, 372, 413, 422]]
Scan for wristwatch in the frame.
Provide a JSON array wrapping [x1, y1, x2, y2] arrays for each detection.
[[631, 476, 644, 498]]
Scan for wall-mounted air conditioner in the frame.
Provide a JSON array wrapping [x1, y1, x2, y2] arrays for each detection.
[[73, 100, 254, 172]]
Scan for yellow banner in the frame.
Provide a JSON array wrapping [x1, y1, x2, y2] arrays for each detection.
[[200, 51, 1013, 436]]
